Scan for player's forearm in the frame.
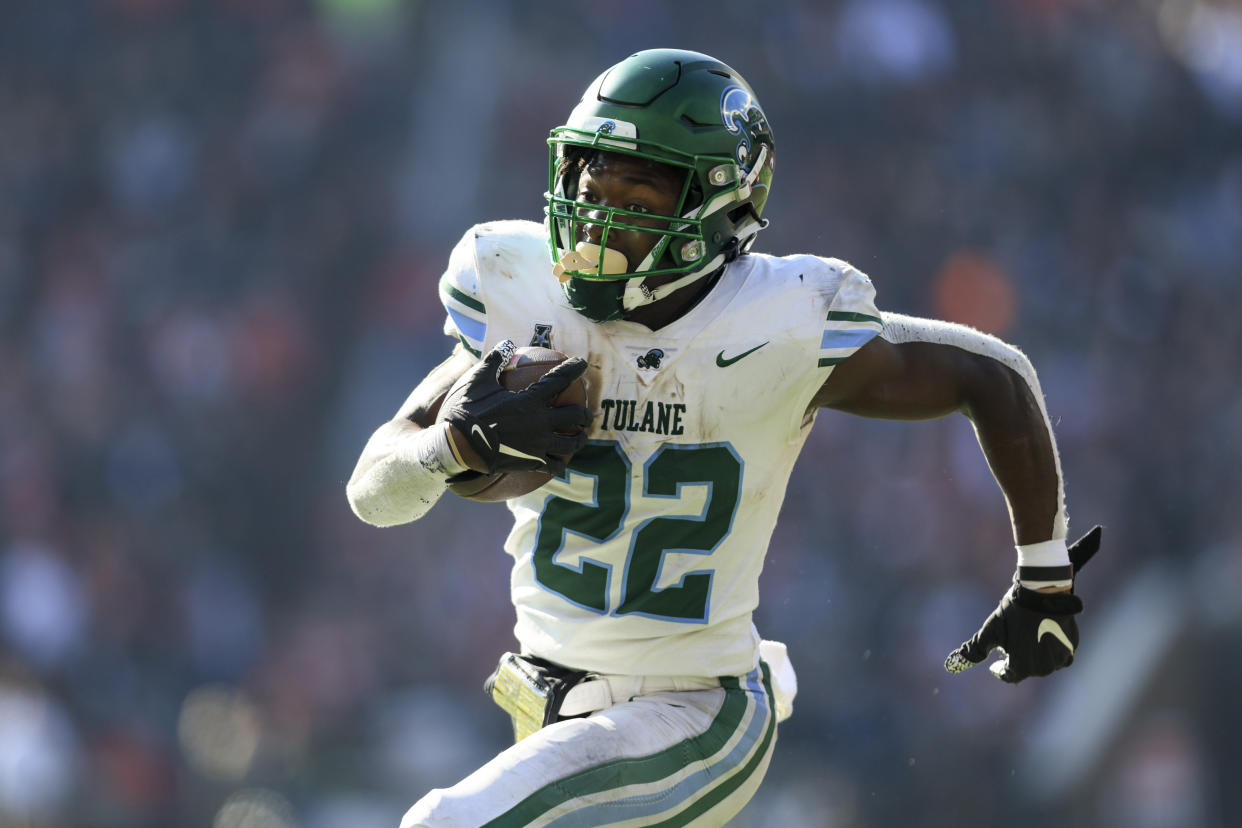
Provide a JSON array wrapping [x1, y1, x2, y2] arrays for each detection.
[[874, 314, 1069, 548], [347, 348, 481, 527], [346, 419, 467, 527], [961, 354, 1063, 546]]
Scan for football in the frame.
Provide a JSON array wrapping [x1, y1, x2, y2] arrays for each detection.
[[447, 347, 588, 501]]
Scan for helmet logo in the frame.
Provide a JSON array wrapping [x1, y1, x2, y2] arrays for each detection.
[[597, 120, 616, 134], [720, 85, 768, 170]]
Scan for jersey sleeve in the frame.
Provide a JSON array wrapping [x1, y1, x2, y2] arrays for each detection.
[[817, 258, 884, 367], [438, 228, 488, 357]]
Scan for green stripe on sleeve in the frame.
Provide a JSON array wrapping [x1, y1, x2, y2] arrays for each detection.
[[826, 310, 882, 325], [456, 335, 481, 357], [818, 356, 847, 367], [440, 277, 486, 314]]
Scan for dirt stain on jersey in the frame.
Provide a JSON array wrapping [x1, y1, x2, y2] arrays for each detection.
[[493, 250, 519, 280], [478, 229, 526, 280], [584, 359, 606, 432]]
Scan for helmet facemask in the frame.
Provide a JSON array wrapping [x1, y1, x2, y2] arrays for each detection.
[[547, 143, 716, 321]]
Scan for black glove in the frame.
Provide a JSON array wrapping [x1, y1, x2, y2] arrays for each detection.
[[944, 526, 1102, 683], [437, 340, 590, 475]]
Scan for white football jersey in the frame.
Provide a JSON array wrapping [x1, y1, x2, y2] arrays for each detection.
[[439, 220, 883, 677]]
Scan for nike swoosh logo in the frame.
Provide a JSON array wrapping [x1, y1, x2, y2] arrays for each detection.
[[716, 342, 769, 367], [470, 424, 493, 451], [1037, 618, 1074, 654], [497, 443, 544, 462]]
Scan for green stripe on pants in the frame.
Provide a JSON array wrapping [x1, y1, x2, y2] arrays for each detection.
[[484, 674, 755, 827], [645, 663, 776, 827]]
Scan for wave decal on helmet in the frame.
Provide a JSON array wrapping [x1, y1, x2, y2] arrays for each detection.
[[720, 85, 766, 168]]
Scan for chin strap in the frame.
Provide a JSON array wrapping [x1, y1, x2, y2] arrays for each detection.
[[619, 214, 763, 314], [620, 253, 725, 313]]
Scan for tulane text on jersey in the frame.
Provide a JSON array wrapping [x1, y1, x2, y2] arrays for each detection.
[[598, 399, 687, 435]]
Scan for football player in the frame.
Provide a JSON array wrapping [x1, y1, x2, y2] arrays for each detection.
[[347, 49, 1101, 827]]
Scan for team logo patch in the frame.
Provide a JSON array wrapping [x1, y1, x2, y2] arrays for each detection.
[[529, 323, 553, 348], [636, 348, 664, 370]]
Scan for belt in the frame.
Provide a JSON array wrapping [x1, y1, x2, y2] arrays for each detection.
[[559, 674, 722, 717]]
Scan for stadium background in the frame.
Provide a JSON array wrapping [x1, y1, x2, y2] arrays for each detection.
[[1, 0, 1239, 826]]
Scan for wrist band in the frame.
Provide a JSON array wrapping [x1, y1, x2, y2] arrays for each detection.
[[412, 421, 470, 478], [1017, 538, 1072, 589]]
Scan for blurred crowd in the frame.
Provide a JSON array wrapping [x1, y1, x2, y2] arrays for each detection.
[[1, 1, 1240, 826]]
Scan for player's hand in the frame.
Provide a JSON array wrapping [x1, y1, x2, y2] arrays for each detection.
[[944, 526, 1102, 683], [437, 340, 590, 475]]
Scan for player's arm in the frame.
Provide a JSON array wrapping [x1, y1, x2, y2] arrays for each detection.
[[346, 346, 476, 527], [346, 341, 591, 527], [812, 314, 1102, 682], [812, 325, 1060, 548]]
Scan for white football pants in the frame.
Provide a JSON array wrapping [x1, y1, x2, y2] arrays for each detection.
[[400, 664, 777, 828]]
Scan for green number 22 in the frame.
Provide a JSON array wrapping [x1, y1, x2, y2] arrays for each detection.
[[532, 440, 742, 623]]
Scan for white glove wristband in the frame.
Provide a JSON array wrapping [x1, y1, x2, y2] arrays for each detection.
[[1016, 538, 1072, 589], [407, 420, 470, 478]]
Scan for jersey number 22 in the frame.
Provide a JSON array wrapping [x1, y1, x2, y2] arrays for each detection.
[[533, 440, 742, 623]]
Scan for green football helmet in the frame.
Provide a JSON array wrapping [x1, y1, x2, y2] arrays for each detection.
[[546, 49, 775, 321]]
